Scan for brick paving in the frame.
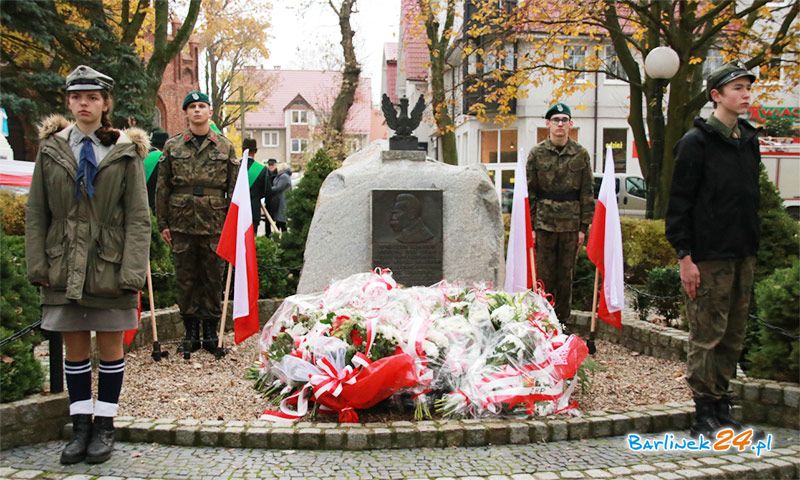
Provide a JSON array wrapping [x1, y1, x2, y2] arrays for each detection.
[[1, 427, 798, 479]]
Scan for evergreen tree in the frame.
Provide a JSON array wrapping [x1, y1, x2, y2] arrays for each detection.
[[279, 149, 338, 293], [756, 166, 799, 282]]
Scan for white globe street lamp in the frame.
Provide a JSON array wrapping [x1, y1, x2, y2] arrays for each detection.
[[645, 46, 680, 79], [643, 46, 679, 218]]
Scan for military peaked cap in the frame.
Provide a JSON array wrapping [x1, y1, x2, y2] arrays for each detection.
[[65, 65, 114, 92], [706, 61, 756, 100]]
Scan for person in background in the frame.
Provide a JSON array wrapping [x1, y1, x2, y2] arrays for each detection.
[[526, 102, 595, 324], [242, 138, 271, 235], [666, 61, 763, 440], [269, 161, 292, 232], [143, 130, 167, 211], [26, 65, 150, 465]]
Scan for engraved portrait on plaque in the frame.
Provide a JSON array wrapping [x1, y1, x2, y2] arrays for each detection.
[[372, 190, 443, 286]]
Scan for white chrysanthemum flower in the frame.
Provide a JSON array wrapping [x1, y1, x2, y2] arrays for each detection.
[[426, 329, 450, 350], [288, 323, 308, 337], [467, 302, 491, 327], [422, 340, 440, 359], [490, 304, 517, 325]]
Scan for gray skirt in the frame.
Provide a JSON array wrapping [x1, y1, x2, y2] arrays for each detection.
[[41, 303, 138, 332]]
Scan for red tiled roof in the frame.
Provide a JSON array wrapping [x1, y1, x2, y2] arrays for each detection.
[[400, 0, 429, 82], [243, 69, 373, 134]]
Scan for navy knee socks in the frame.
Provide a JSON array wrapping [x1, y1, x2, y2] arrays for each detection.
[[96, 357, 125, 417], [64, 358, 92, 415]]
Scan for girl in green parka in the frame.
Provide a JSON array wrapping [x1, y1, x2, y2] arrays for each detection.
[[25, 65, 150, 465]]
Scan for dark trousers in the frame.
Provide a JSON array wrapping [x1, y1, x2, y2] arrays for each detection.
[[172, 232, 224, 320], [686, 256, 755, 401], [535, 230, 579, 321]]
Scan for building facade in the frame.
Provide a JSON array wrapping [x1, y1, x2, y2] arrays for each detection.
[[242, 68, 374, 169]]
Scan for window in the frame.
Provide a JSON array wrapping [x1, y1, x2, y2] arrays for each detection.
[[262, 131, 279, 147], [346, 138, 360, 153], [480, 129, 517, 163], [290, 110, 308, 124], [604, 45, 627, 82], [702, 50, 724, 77], [602, 128, 628, 173], [290, 138, 308, 153], [564, 45, 587, 81], [626, 177, 646, 198]]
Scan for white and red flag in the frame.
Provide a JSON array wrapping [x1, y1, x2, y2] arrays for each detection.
[[216, 149, 260, 344], [504, 148, 536, 293], [586, 147, 624, 329]]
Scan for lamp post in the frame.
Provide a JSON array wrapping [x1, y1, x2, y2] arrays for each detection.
[[643, 46, 680, 219]]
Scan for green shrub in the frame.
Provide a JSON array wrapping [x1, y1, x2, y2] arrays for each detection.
[[255, 236, 289, 298], [0, 191, 27, 235], [633, 265, 685, 329], [756, 166, 799, 283], [745, 259, 799, 382], [571, 247, 594, 312], [0, 232, 44, 402], [142, 213, 177, 309], [620, 217, 676, 284], [279, 148, 338, 294]]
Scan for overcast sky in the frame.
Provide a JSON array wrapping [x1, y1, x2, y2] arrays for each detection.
[[262, 1, 401, 105]]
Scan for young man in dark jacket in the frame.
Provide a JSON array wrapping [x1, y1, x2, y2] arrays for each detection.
[[666, 61, 761, 439], [242, 138, 270, 236]]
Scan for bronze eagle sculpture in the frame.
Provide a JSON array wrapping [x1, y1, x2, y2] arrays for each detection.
[[382, 94, 425, 137]]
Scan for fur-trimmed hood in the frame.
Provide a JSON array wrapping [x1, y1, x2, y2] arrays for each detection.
[[38, 114, 150, 158]]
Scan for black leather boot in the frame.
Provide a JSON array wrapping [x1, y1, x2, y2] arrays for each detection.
[[60, 414, 92, 464], [181, 316, 200, 359], [690, 398, 723, 439], [85, 416, 115, 464], [716, 397, 766, 440], [715, 397, 745, 430], [202, 317, 223, 355]]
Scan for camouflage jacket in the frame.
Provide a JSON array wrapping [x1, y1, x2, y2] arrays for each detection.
[[526, 138, 595, 233], [156, 129, 238, 235]]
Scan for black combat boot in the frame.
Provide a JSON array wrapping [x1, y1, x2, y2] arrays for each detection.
[[85, 416, 115, 464], [181, 315, 200, 359], [60, 414, 92, 464], [690, 398, 723, 439], [716, 397, 766, 440], [202, 317, 223, 355], [715, 396, 745, 430]]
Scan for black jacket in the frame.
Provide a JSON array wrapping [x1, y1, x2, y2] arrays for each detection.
[[665, 117, 761, 262], [247, 158, 271, 226]]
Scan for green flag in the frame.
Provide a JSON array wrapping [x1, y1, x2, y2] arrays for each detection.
[[143, 150, 161, 183], [248, 160, 265, 187]]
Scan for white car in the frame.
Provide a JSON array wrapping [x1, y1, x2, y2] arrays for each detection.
[[593, 173, 647, 217]]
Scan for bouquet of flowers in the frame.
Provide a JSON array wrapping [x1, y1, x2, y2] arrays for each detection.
[[251, 269, 588, 423]]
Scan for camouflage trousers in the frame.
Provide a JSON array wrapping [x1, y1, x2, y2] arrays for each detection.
[[686, 256, 756, 401], [535, 230, 579, 321], [172, 233, 224, 320]]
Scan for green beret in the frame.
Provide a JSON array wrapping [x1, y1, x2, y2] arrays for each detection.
[[182, 91, 210, 110], [706, 61, 755, 100], [545, 102, 571, 119], [65, 65, 114, 92]]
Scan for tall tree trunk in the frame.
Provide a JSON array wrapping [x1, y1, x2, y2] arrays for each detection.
[[430, 53, 457, 165], [326, 0, 361, 160]]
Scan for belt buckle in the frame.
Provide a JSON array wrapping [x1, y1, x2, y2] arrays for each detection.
[[192, 186, 204, 196]]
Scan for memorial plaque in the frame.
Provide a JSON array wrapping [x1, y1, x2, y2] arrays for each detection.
[[372, 189, 443, 286]]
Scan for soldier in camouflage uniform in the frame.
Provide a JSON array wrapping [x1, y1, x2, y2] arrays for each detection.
[[156, 91, 239, 359], [527, 103, 595, 322], [666, 62, 762, 439]]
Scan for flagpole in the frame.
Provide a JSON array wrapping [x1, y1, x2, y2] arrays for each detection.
[[588, 268, 599, 355], [528, 245, 537, 289], [146, 262, 167, 361], [261, 204, 281, 238], [217, 264, 233, 359]]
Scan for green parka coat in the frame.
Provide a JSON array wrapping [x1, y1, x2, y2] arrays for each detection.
[[25, 115, 151, 309]]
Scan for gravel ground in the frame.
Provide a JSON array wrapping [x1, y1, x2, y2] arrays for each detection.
[[117, 333, 691, 420]]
